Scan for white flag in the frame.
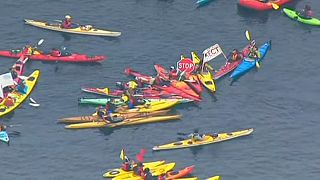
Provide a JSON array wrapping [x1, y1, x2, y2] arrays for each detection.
[[202, 44, 223, 63], [0, 73, 15, 88]]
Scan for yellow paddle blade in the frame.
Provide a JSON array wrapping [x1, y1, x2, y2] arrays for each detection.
[[255, 61, 260, 69], [191, 51, 201, 64], [271, 3, 279, 10], [103, 88, 109, 94], [245, 30, 251, 41], [180, 55, 186, 60], [120, 149, 125, 160]]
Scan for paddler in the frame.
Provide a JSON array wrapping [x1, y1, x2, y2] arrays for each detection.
[[229, 49, 244, 62], [0, 124, 6, 131], [133, 162, 145, 176], [121, 156, 134, 171], [141, 168, 156, 180], [248, 40, 259, 59], [61, 15, 73, 29], [299, 5, 314, 19], [188, 130, 204, 142], [95, 106, 105, 120], [169, 66, 179, 80]]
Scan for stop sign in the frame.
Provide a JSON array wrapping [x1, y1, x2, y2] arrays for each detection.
[[177, 58, 195, 73]]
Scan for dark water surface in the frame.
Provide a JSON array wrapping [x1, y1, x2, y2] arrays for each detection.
[[0, 0, 320, 179]]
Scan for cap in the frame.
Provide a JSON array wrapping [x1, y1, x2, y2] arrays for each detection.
[[65, 15, 72, 19]]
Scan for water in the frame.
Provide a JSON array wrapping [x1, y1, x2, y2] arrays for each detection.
[[0, 0, 320, 179]]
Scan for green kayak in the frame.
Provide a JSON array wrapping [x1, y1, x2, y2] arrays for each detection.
[[283, 8, 320, 26]]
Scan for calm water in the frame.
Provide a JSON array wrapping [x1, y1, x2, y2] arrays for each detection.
[[0, 0, 320, 180]]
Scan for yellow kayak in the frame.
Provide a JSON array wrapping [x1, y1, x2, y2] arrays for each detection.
[[153, 128, 253, 151], [197, 70, 216, 93], [24, 19, 121, 37], [65, 115, 181, 129], [207, 176, 221, 180], [112, 162, 176, 180], [0, 70, 40, 117], [103, 161, 165, 178], [59, 109, 171, 124], [118, 100, 179, 113]]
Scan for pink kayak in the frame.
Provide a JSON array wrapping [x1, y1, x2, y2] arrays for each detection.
[[214, 45, 250, 80], [0, 50, 105, 63]]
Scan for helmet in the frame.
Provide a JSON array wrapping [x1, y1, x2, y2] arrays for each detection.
[[65, 15, 72, 19], [170, 66, 175, 70]]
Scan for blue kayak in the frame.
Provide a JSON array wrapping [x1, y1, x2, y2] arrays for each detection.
[[0, 131, 9, 145], [230, 41, 271, 79]]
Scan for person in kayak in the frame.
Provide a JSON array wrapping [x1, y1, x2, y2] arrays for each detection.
[[0, 124, 6, 131], [299, 5, 314, 19], [248, 40, 260, 59], [188, 130, 204, 142], [229, 49, 244, 62], [141, 168, 156, 180], [95, 106, 105, 120], [133, 162, 145, 176], [61, 15, 73, 29], [169, 66, 179, 80], [121, 156, 134, 171]]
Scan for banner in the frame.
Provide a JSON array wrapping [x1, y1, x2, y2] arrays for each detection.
[[0, 73, 14, 88], [202, 44, 223, 63], [0, 85, 3, 98]]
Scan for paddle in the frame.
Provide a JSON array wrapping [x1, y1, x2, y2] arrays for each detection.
[[136, 149, 147, 162], [29, 97, 40, 107], [271, 3, 280, 10], [245, 30, 260, 68]]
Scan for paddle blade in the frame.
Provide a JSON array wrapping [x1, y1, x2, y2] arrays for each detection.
[[38, 39, 44, 46], [136, 149, 147, 162], [255, 61, 260, 69], [120, 149, 126, 161], [103, 88, 109, 94], [271, 3, 279, 10], [191, 51, 201, 64], [245, 30, 251, 41]]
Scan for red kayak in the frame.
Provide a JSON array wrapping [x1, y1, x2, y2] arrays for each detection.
[[154, 85, 201, 102], [214, 45, 250, 80], [165, 165, 194, 179], [0, 50, 105, 63], [124, 68, 155, 85], [154, 64, 170, 81], [238, 0, 292, 11]]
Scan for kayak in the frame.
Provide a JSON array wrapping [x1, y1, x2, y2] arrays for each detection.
[[171, 81, 200, 98], [24, 19, 121, 37], [0, 70, 40, 117], [230, 41, 271, 79], [65, 114, 182, 129], [153, 128, 254, 151], [115, 165, 194, 180], [197, 69, 216, 93], [81, 87, 123, 97], [214, 45, 250, 80], [154, 85, 201, 102], [238, 0, 292, 11], [283, 8, 320, 26], [154, 64, 170, 81], [112, 162, 176, 180], [0, 50, 105, 63], [166, 165, 194, 180], [58, 109, 171, 124], [207, 176, 221, 180], [79, 97, 192, 106], [0, 131, 9, 145], [124, 68, 154, 85], [103, 160, 166, 178]]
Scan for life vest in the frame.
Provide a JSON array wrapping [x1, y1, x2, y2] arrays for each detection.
[[127, 81, 138, 89]]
